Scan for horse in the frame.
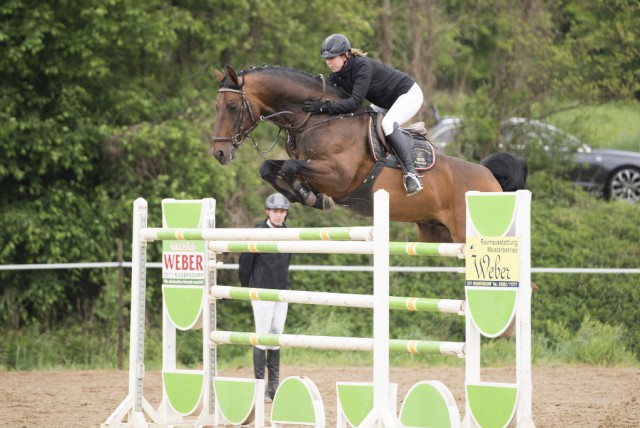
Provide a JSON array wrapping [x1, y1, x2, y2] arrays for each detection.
[[211, 65, 527, 243]]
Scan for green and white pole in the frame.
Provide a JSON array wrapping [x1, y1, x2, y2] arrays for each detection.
[[211, 285, 465, 315], [206, 240, 465, 257], [209, 331, 465, 357], [142, 226, 374, 242]]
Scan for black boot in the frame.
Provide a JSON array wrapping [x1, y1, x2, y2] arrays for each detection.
[[253, 347, 265, 380], [266, 349, 280, 400], [386, 123, 423, 196]]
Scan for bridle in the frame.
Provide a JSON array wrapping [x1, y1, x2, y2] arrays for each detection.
[[212, 74, 340, 153], [211, 82, 258, 147]]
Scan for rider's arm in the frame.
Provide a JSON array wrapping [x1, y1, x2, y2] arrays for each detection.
[[326, 59, 373, 114]]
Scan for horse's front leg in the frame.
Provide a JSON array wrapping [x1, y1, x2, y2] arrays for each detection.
[[280, 160, 335, 210], [259, 160, 298, 203]]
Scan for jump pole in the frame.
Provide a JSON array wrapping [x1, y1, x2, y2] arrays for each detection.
[[210, 285, 465, 315]]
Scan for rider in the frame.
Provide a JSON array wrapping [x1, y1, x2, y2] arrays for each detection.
[[302, 33, 424, 196], [238, 193, 292, 401]]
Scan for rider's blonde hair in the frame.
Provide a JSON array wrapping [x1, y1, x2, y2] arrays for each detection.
[[350, 48, 368, 57]]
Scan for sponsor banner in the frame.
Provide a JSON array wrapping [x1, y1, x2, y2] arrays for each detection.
[[163, 251, 205, 285], [465, 236, 519, 287]]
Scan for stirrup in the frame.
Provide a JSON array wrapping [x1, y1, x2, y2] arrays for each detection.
[[403, 172, 423, 196]]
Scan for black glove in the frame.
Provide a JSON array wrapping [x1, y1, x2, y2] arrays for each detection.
[[303, 99, 330, 114]]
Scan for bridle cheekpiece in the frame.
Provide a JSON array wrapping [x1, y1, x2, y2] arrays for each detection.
[[212, 82, 258, 147]]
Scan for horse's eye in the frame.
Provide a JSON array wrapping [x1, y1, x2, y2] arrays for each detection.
[[228, 103, 238, 111]]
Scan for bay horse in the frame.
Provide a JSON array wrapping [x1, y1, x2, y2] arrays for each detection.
[[211, 65, 526, 243]]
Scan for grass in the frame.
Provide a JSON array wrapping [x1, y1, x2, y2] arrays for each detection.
[[429, 95, 640, 152], [548, 102, 640, 151], [2, 314, 637, 371]]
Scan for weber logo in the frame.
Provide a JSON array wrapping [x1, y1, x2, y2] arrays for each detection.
[[163, 252, 205, 285], [163, 253, 204, 271]]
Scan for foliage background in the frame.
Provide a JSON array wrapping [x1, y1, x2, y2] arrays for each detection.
[[0, 0, 639, 369]]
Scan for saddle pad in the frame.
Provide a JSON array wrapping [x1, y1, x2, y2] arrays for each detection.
[[367, 116, 436, 171]]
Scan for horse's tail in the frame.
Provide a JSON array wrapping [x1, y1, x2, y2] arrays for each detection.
[[480, 152, 528, 191]]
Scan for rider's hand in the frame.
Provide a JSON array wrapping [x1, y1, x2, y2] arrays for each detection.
[[303, 99, 330, 114]]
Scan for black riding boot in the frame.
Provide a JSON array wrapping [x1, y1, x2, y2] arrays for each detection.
[[253, 347, 266, 380], [266, 349, 281, 400], [386, 123, 423, 196]]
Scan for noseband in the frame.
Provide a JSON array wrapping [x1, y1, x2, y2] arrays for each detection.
[[212, 83, 258, 147]]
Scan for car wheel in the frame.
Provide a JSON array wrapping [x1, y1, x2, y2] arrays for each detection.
[[607, 167, 640, 202]]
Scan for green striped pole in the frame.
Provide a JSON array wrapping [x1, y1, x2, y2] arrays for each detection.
[[141, 226, 374, 242], [211, 285, 464, 315], [142, 228, 466, 258], [210, 331, 465, 358], [205, 240, 465, 258]]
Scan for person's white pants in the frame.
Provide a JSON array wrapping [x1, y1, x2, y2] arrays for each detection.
[[371, 83, 424, 135], [251, 300, 288, 350]]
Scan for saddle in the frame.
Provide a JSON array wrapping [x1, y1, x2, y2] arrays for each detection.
[[367, 112, 437, 171], [334, 113, 437, 216]]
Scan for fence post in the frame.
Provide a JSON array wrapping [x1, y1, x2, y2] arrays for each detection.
[[117, 239, 124, 371]]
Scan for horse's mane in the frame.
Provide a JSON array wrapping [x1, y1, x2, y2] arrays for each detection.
[[238, 65, 344, 98]]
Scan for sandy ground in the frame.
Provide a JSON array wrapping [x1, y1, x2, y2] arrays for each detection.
[[1, 366, 639, 427]]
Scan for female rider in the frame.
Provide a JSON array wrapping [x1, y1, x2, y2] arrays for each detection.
[[302, 33, 424, 196]]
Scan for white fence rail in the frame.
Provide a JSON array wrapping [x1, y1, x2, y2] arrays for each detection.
[[1, 262, 639, 274]]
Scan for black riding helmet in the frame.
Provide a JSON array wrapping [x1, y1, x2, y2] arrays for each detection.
[[320, 34, 351, 58]]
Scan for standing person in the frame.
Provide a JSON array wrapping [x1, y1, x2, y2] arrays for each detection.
[[302, 33, 425, 196], [238, 193, 292, 401]]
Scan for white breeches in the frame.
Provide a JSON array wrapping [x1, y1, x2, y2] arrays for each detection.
[[251, 300, 289, 350], [371, 83, 424, 135]]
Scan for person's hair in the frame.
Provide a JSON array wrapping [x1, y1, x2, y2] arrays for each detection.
[[350, 48, 368, 57]]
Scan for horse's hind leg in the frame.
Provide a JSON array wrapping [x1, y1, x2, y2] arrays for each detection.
[[417, 222, 454, 243]]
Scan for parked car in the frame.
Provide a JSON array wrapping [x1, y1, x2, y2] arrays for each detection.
[[427, 117, 640, 203]]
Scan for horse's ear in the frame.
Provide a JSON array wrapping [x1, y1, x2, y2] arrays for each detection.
[[214, 67, 225, 83], [225, 65, 240, 87]]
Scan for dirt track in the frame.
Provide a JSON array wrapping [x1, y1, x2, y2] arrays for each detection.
[[1, 366, 639, 427]]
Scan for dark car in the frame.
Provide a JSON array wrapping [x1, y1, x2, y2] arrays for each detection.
[[427, 117, 640, 203]]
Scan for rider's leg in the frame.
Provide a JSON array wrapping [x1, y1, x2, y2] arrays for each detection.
[[385, 123, 423, 196], [381, 83, 424, 196]]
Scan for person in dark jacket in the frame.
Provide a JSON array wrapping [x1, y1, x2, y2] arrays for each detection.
[[303, 33, 424, 196], [238, 192, 292, 401]]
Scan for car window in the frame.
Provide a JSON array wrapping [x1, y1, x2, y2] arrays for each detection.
[[500, 121, 582, 173], [429, 125, 459, 143]]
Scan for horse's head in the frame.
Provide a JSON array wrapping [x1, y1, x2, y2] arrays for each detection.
[[211, 66, 258, 165]]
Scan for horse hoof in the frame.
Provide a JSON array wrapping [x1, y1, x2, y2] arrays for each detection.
[[319, 194, 335, 210]]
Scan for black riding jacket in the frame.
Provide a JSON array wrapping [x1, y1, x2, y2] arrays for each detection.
[[327, 55, 415, 115], [238, 220, 292, 290]]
